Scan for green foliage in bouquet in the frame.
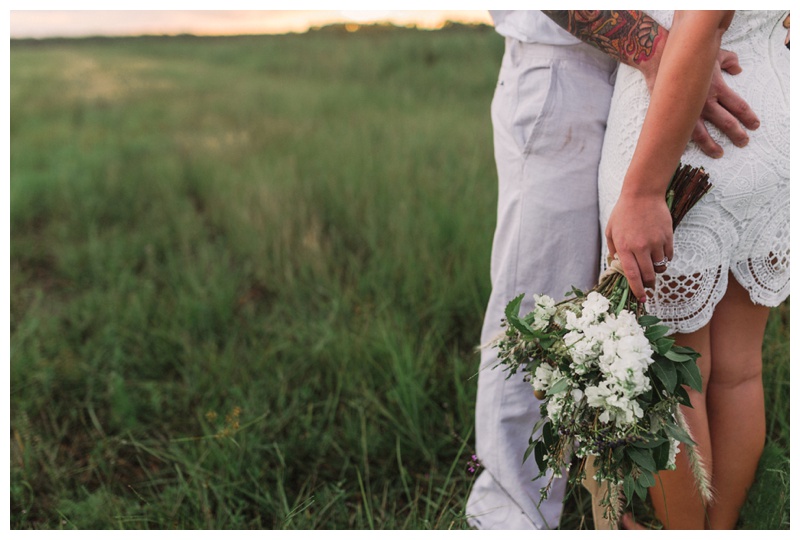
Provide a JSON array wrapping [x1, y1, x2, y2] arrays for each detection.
[[494, 164, 712, 523]]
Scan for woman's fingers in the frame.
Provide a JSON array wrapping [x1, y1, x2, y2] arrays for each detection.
[[652, 256, 669, 274], [605, 194, 674, 304], [616, 250, 647, 302], [638, 252, 657, 292], [618, 248, 670, 303]]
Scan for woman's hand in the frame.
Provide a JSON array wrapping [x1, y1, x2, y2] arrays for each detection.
[[605, 192, 673, 303]]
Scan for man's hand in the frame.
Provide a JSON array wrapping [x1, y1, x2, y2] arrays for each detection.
[[643, 48, 759, 158], [541, 11, 760, 159], [691, 50, 760, 158]]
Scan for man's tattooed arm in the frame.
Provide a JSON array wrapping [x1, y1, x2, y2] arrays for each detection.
[[542, 10, 666, 69], [542, 10, 761, 162]]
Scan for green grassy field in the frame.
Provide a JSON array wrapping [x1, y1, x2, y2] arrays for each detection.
[[10, 24, 789, 530]]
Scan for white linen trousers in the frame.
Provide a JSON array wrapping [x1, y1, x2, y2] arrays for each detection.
[[466, 37, 617, 530]]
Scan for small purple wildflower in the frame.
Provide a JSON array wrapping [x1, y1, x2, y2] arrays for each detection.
[[466, 454, 482, 475]]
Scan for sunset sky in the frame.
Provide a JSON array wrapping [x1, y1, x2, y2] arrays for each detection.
[[10, 8, 494, 39]]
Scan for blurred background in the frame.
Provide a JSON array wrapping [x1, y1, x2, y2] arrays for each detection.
[[8, 8, 790, 530]]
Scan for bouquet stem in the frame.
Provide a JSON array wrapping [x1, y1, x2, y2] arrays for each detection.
[[582, 457, 621, 530]]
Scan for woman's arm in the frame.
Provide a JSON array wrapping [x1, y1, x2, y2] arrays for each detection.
[[605, 10, 735, 302]]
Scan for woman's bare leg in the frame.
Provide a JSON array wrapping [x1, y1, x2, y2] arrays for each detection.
[[705, 275, 769, 529], [648, 325, 712, 529]]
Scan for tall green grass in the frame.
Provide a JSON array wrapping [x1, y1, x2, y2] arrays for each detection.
[[10, 24, 789, 530]]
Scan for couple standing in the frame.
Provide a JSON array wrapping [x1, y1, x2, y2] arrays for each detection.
[[468, 10, 789, 530]]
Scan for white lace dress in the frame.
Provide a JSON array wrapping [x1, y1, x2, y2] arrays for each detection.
[[598, 10, 790, 334]]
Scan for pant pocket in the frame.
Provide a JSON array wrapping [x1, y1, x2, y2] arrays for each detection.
[[513, 58, 555, 154], [492, 53, 555, 154]]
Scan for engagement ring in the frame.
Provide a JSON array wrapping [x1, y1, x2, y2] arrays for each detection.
[[653, 257, 670, 268]]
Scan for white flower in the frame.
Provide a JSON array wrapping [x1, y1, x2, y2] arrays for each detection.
[[566, 292, 611, 333], [666, 435, 681, 470], [585, 382, 613, 408], [567, 335, 600, 375], [588, 308, 655, 398], [563, 330, 582, 348], [530, 294, 557, 330], [546, 393, 566, 421], [531, 363, 556, 393], [545, 387, 575, 423], [565, 310, 581, 331], [616, 333, 653, 362], [585, 381, 645, 426], [580, 292, 610, 323]]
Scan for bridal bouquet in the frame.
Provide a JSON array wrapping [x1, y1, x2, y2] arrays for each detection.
[[495, 164, 712, 526]]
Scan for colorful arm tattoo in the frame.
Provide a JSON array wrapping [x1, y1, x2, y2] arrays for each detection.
[[542, 10, 666, 66]]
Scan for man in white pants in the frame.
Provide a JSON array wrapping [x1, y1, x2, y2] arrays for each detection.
[[467, 10, 759, 530]]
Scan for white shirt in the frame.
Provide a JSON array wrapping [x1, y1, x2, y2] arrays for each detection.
[[489, 10, 581, 46]]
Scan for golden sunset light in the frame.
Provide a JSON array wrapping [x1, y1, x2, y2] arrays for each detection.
[[10, 10, 493, 39]]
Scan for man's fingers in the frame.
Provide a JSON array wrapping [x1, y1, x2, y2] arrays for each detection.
[[701, 51, 759, 152], [717, 87, 760, 131], [691, 119, 723, 158], [717, 49, 742, 75], [701, 102, 750, 148]]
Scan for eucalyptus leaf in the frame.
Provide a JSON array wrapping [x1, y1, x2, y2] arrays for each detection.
[[523, 442, 535, 463], [534, 441, 547, 472], [636, 471, 656, 488], [645, 324, 670, 342], [672, 345, 700, 356], [655, 337, 676, 355], [653, 441, 671, 470], [638, 315, 661, 327], [623, 474, 635, 503], [504, 294, 524, 320], [530, 416, 548, 437], [634, 480, 647, 500], [665, 349, 691, 363], [651, 359, 678, 393], [570, 286, 586, 298], [504, 295, 535, 337], [664, 422, 695, 446], [676, 361, 702, 392], [538, 337, 556, 349], [627, 446, 657, 473], [674, 385, 693, 407], [542, 421, 556, 448]]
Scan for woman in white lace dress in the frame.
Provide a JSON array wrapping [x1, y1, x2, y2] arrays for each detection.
[[598, 11, 789, 529]]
